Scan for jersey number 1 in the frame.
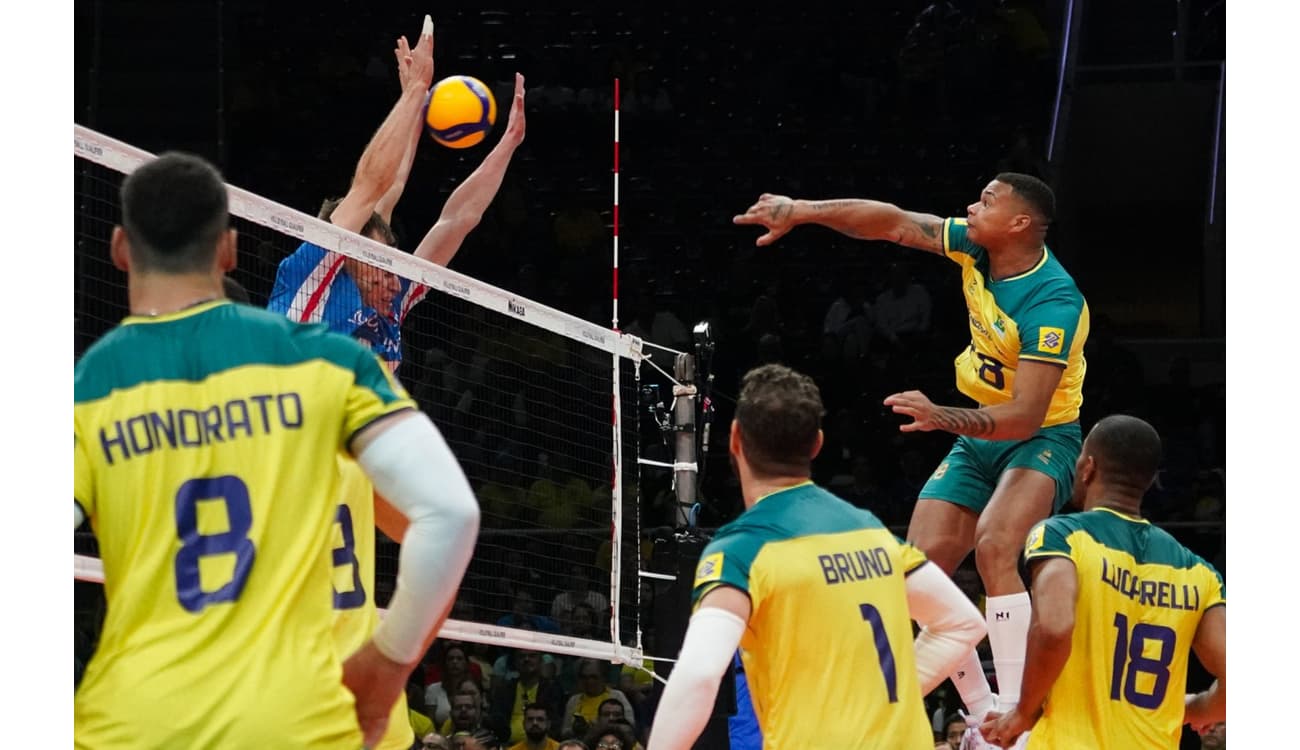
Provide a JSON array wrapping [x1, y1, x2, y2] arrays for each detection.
[[1109, 613, 1176, 709], [860, 603, 899, 703], [174, 476, 256, 613]]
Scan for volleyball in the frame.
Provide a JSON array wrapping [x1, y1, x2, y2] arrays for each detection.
[[425, 75, 497, 148]]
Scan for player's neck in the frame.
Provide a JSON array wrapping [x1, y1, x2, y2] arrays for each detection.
[[986, 240, 1046, 281], [1085, 496, 1143, 518], [129, 271, 224, 317], [741, 475, 810, 508]]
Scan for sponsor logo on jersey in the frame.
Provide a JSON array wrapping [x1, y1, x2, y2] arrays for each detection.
[[1037, 327, 1065, 354], [1025, 523, 1046, 554], [1038, 449, 1053, 464], [694, 553, 724, 587]]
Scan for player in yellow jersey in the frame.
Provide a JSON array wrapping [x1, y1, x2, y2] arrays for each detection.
[[735, 175, 1088, 745], [646, 364, 987, 749], [73, 152, 481, 749], [980, 415, 1225, 749], [264, 18, 526, 750]]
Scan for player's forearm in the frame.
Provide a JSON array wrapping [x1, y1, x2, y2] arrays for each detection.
[[374, 110, 425, 224], [646, 608, 745, 750], [928, 402, 1041, 441], [352, 83, 430, 208], [793, 198, 934, 246], [1017, 621, 1072, 714], [1185, 679, 1225, 726]]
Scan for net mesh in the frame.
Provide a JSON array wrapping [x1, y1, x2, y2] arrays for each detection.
[[73, 126, 649, 666]]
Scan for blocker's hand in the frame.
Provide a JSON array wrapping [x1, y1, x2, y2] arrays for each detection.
[[733, 193, 798, 247], [884, 390, 939, 432], [501, 72, 527, 148], [398, 15, 435, 92]]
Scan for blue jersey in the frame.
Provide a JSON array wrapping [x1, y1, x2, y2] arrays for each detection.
[[268, 242, 428, 368]]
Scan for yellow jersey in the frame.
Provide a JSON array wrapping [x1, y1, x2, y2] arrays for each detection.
[[693, 482, 933, 749], [943, 218, 1089, 426], [1023, 508, 1226, 749], [74, 300, 414, 749], [332, 457, 413, 750]]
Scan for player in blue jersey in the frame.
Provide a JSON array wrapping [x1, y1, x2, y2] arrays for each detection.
[[980, 415, 1225, 748], [735, 174, 1087, 748], [267, 25, 525, 750], [268, 37, 527, 373], [74, 152, 481, 748]]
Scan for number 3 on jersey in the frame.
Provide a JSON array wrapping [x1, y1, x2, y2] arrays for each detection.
[[332, 504, 367, 609]]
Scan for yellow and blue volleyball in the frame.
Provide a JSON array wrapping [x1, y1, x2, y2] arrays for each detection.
[[425, 75, 497, 149]]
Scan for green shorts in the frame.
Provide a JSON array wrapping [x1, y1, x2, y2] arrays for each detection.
[[918, 422, 1083, 514]]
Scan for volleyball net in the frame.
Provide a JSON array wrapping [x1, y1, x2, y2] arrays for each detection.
[[72, 124, 681, 668]]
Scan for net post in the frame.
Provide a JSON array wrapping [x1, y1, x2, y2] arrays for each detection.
[[672, 353, 698, 527]]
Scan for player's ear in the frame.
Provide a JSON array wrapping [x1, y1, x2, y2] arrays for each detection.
[[1010, 212, 1033, 234], [729, 421, 743, 459], [216, 228, 238, 273], [809, 428, 824, 461], [1080, 455, 1097, 486], [110, 226, 131, 272]]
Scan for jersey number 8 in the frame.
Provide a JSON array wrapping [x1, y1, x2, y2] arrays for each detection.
[[174, 475, 256, 613]]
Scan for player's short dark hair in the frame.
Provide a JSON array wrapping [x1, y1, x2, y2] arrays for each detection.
[[523, 703, 549, 718], [734, 364, 825, 477], [120, 152, 229, 273], [995, 171, 1056, 225], [1087, 414, 1163, 493], [318, 196, 398, 245]]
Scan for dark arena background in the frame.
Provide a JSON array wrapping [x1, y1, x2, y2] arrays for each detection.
[[73, 2, 1226, 749]]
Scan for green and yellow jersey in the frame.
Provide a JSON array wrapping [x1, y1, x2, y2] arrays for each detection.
[[692, 482, 932, 749], [943, 218, 1089, 426], [74, 300, 415, 749], [1023, 508, 1226, 749]]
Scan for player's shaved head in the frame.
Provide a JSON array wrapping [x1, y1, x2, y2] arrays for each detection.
[[995, 172, 1056, 227], [120, 152, 229, 273], [1085, 415, 1163, 494], [734, 364, 825, 477]]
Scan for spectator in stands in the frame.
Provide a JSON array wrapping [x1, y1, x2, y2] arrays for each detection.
[[409, 673, 437, 740], [1198, 722, 1225, 750], [873, 263, 932, 349], [491, 650, 565, 745], [497, 591, 561, 633], [427, 644, 483, 723], [446, 689, 487, 737], [557, 742, 588, 750], [507, 703, 561, 750], [551, 565, 610, 633], [583, 722, 636, 750], [940, 713, 966, 749], [562, 660, 635, 738]]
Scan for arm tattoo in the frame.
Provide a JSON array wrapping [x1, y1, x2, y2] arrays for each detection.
[[911, 219, 938, 239], [931, 406, 996, 437], [769, 201, 792, 222], [809, 199, 860, 212]]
